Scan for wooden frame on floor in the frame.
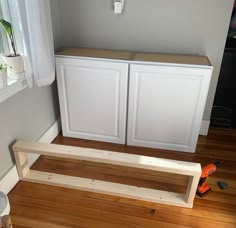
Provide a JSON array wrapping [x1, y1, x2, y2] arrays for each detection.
[[13, 140, 201, 208], [1, 215, 13, 228]]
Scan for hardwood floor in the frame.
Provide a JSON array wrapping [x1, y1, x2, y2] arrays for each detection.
[[8, 128, 236, 228]]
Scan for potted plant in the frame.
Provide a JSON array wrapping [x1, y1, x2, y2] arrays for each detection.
[[0, 63, 8, 88], [0, 19, 24, 79]]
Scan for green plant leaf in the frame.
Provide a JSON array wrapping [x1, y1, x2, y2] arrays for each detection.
[[0, 19, 13, 39], [0, 18, 17, 56]]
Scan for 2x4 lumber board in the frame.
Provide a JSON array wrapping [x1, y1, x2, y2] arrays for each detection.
[[57, 48, 133, 61], [133, 52, 211, 66], [13, 141, 201, 177], [185, 176, 200, 204], [14, 151, 29, 179], [24, 170, 189, 208]]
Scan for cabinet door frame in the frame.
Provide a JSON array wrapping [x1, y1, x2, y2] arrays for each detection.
[[127, 63, 212, 152], [56, 57, 129, 144]]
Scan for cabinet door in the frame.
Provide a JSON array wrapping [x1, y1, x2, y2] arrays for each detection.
[[127, 64, 212, 152], [56, 58, 128, 144]]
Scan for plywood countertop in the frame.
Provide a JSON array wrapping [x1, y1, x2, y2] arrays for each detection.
[[133, 52, 211, 66], [56, 48, 133, 61], [56, 48, 211, 66]]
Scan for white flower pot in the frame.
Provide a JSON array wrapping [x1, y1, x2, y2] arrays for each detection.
[[3, 54, 24, 80], [0, 71, 8, 88], [0, 191, 10, 225]]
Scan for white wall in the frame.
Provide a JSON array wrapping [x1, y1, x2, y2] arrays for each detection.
[[50, 0, 234, 122]]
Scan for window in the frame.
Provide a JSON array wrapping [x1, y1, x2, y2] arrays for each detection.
[[0, 0, 27, 103]]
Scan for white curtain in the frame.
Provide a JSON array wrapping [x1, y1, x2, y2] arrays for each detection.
[[16, 0, 55, 87]]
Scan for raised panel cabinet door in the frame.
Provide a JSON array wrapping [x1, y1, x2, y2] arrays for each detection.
[[127, 64, 212, 152], [56, 58, 129, 144]]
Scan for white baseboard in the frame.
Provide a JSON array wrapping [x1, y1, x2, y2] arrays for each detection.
[[0, 118, 61, 194], [0, 167, 19, 195], [200, 120, 210, 136]]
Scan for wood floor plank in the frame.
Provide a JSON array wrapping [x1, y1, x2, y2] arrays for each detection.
[[11, 215, 71, 228], [8, 127, 236, 227], [11, 203, 190, 228], [31, 156, 188, 193], [10, 193, 236, 225]]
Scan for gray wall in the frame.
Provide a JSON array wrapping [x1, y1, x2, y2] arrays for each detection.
[[51, 0, 234, 121], [0, 84, 59, 179], [0, 0, 60, 179], [50, 0, 61, 50]]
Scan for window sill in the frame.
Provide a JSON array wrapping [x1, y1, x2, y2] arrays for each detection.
[[0, 78, 28, 103]]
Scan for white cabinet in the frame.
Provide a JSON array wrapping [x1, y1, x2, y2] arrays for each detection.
[[56, 48, 213, 153], [56, 57, 129, 144], [127, 63, 212, 152]]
